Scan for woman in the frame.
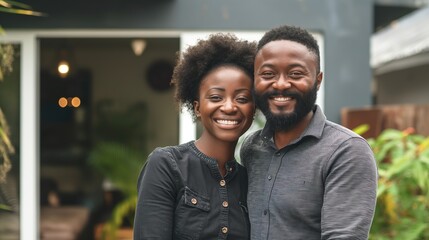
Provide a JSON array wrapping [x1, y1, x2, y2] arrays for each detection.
[[133, 33, 256, 240]]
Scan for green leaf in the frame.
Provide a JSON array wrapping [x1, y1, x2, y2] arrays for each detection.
[[352, 124, 369, 136], [395, 222, 427, 240]]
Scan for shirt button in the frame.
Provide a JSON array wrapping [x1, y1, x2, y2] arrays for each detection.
[[221, 227, 228, 234], [268, 175, 272, 181], [191, 198, 198, 205], [276, 152, 281, 156], [222, 201, 229, 208], [264, 209, 268, 215], [219, 180, 226, 187]]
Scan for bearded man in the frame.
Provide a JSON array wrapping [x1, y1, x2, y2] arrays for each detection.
[[240, 25, 377, 240]]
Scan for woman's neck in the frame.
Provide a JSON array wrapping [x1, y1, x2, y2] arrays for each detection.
[[194, 137, 236, 176]]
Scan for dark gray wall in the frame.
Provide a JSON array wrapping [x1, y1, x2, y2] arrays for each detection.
[[2, 0, 374, 123]]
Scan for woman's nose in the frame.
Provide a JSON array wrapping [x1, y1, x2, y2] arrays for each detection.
[[220, 100, 237, 113]]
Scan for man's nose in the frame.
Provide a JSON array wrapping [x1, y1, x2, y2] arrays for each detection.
[[273, 75, 291, 90]]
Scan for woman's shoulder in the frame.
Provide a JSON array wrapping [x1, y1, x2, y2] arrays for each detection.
[[147, 142, 194, 165]]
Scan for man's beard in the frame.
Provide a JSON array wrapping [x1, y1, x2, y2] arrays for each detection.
[[256, 83, 318, 132]]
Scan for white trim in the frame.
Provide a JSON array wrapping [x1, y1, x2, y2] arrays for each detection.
[[1, 32, 39, 240], [20, 34, 39, 240], [312, 32, 325, 113]]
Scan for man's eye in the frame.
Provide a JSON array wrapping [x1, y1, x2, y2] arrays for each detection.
[[260, 72, 275, 79], [289, 72, 303, 79]]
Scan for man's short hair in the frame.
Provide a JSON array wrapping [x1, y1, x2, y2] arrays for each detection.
[[258, 25, 320, 72]]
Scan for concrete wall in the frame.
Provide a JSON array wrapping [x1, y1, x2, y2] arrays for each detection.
[[375, 64, 429, 105]]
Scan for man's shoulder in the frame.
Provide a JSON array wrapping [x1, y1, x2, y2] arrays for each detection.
[[242, 129, 264, 146], [323, 120, 364, 141]]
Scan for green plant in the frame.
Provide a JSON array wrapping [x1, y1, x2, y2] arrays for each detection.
[[89, 101, 148, 239], [0, 44, 15, 189], [89, 142, 143, 238], [365, 127, 429, 240], [0, 1, 44, 33]]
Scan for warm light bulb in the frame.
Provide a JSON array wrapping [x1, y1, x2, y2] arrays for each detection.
[[58, 97, 67, 108], [131, 39, 147, 56], [71, 97, 81, 107], [58, 60, 70, 77]]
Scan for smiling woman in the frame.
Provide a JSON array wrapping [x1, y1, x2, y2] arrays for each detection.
[[133, 33, 256, 240]]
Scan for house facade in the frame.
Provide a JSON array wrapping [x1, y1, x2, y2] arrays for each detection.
[[0, 0, 375, 239]]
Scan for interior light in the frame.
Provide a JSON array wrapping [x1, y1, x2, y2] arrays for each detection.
[[58, 97, 67, 108], [71, 97, 81, 107], [58, 60, 70, 77], [131, 39, 147, 56]]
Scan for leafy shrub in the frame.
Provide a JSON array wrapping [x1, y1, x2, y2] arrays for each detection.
[[367, 128, 429, 240]]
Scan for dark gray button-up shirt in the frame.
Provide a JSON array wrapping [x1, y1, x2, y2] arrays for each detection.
[[240, 105, 377, 240], [134, 141, 250, 240]]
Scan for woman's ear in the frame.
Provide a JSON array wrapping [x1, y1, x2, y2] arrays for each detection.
[[193, 101, 201, 118]]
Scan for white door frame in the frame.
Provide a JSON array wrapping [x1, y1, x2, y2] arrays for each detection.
[[1, 32, 39, 240]]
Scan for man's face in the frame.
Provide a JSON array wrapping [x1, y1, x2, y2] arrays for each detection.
[[254, 40, 323, 131]]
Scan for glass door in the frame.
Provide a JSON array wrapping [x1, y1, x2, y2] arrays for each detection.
[[0, 32, 39, 240]]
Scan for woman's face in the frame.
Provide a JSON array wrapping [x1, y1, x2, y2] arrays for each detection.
[[194, 66, 254, 143]]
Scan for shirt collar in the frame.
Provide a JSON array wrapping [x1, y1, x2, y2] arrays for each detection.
[[188, 141, 238, 180]]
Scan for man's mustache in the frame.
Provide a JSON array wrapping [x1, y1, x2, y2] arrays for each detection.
[[261, 90, 301, 99]]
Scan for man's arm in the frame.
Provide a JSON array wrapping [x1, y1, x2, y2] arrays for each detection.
[[321, 138, 378, 240]]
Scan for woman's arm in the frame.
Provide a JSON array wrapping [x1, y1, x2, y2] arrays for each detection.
[[133, 148, 178, 240]]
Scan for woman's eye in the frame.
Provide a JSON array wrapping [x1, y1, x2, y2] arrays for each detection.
[[236, 97, 249, 103], [209, 96, 222, 101]]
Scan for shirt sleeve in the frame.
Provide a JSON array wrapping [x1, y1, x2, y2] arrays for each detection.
[[321, 137, 378, 240], [133, 148, 178, 240]]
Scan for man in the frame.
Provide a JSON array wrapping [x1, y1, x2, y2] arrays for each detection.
[[240, 25, 377, 240]]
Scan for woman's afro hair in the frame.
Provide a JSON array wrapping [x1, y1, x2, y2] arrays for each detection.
[[171, 33, 257, 120]]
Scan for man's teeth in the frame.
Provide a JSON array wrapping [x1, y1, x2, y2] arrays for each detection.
[[273, 97, 291, 101], [216, 120, 239, 125]]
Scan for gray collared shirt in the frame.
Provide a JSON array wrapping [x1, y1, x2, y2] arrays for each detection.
[[240, 105, 377, 240]]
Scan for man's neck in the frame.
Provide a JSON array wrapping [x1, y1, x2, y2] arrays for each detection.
[[273, 110, 314, 149]]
